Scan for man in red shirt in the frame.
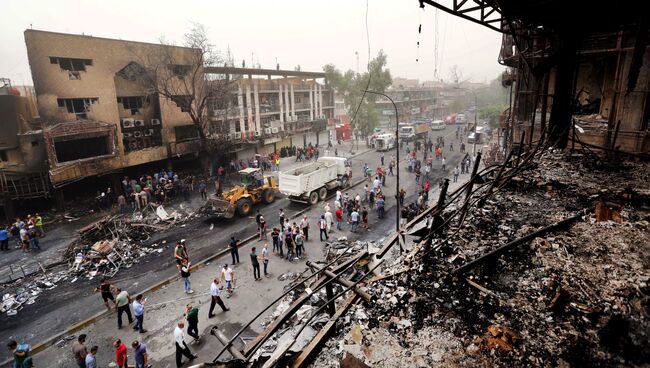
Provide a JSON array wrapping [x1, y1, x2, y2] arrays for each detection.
[[113, 339, 128, 368], [335, 207, 343, 231]]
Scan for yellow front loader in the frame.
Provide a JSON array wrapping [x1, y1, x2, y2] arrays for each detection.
[[200, 168, 278, 219]]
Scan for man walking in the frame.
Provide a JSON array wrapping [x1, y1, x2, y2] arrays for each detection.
[[324, 209, 334, 233], [113, 339, 128, 368], [72, 334, 88, 368], [174, 321, 197, 367], [442, 157, 447, 171], [132, 340, 150, 368], [220, 264, 235, 297], [318, 215, 328, 242], [180, 260, 194, 294], [185, 303, 200, 342], [229, 237, 240, 264], [380, 152, 385, 166], [258, 214, 267, 240], [376, 196, 386, 219], [132, 294, 146, 333], [294, 232, 304, 258], [335, 207, 343, 230], [95, 277, 116, 311], [114, 287, 133, 329], [453, 166, 459, 182], [250, 247, 261, 281], [208, 278, 229, 317]]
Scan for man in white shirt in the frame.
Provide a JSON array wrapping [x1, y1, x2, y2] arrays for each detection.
[[324, 209, 334, 232], [299, 215, 310, 241], [261, 243, 270, 276], [174, 321, 196, 367], [220, 264, 235, 296], [319, 215, 329, 242], [208, 278, 229, 318], [336, 190, 342, 203], [350, 209, 360, 232], [373, 177, 381, 191]]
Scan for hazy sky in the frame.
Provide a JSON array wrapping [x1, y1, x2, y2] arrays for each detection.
[[0, 0, 505, 86]]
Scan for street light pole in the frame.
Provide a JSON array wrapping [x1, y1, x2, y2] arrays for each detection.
[[364, 90, 400, 234], [473, 92, 478, 155]]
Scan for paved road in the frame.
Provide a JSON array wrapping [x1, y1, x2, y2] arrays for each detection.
[[0, 126, 468, 359]]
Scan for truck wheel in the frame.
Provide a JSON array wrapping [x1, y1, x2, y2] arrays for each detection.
[[236, 198, 253, 217], [318, 187, 327, 201], [340, 175, 349, 188], [308, 191, 319, 205], [262, 189, 275, 204]]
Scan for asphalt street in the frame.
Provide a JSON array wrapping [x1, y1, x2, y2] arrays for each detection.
[[1, 125, 471, 366]]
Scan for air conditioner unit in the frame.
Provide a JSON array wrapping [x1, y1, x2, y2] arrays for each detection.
[[264, 128, 272, 135], [233, 132, 242, 139], [151, 118, 161, 125], [121, 118, 135, 128], [133, 130, 143, 138], [271, 127, 279, 134], [122, 132, 133, 138], [143, 129, 154, 137], [134, 119, 145, 127], [254, 131, 261, 137]]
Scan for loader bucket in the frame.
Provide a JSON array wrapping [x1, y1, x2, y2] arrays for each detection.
[[200, 198, 236, 219]]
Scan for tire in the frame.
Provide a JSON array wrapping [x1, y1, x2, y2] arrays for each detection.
[[340, 175, 350, 188], [318, 187, 327, 201], [262, 189, 275, 204], [236, 198, 253, 217], [308, 191, 319, 205]]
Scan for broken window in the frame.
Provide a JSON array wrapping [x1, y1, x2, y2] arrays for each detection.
[[168, 64, 191, 78], [54, 136, 110, 163], [116, 61, 146, 81], [0, 150, 7, 162], [50, 57, 92, 80], [170, 95, 192, 113], [174, 125, 200, 142], [117, 96, 147, 115], [57, 98, 98, 119]]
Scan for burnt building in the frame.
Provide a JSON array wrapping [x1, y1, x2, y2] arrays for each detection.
[[420, 0, 650, 154]]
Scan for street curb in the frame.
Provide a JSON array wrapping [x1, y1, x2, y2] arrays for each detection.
[[0, 172, 369, 367]]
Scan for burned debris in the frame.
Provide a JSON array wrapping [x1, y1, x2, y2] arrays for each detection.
[[208, 143, 649, 368]]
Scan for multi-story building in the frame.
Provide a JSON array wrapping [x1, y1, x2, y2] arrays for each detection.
[[204, 66, 334, 159]]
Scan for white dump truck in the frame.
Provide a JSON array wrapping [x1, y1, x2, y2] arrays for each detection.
[[279, 156, 350, 204]]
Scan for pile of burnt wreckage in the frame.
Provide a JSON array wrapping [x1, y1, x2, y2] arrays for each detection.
[[200, 140, 649, 368], [1, 204, 197, 316]]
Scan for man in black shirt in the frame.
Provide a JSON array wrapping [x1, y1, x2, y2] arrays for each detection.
[[229, 237, 240, 264]]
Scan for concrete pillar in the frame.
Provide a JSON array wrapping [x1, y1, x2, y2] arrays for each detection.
[[318, 83, 324, 117], [278, 84, 285, 123], [309, 84, 314, 121], [246, 84, 253, 136], [254, 81, 261, 133], [238, 85, 245, 133], [290, 83, 296, 119], [284, 82, 291, 122]]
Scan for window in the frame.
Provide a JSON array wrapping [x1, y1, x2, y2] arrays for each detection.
[[174, 125, 200, 142], [0, 150, 7, 162], [50, 57, 92, 80], [168, 64, 191, 78], [170, 95, 192, 113], [57, 98, 98, 119], [117, 96, 147, 115], [54, 136, 110, 163], [31, 141, 39, 147]]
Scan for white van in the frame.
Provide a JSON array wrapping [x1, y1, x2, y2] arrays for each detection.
[[431, 120, 446, 131]]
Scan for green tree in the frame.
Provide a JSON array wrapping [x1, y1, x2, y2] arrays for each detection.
[[323, 50, 392, 135], [479, 104, 508, 129]]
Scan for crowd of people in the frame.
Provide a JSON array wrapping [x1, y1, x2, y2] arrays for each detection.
[[0, 214, 44, 253]]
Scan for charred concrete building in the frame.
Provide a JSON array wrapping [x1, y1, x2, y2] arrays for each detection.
[[421, 0, 650, 154], [24, 29, 202, 198]]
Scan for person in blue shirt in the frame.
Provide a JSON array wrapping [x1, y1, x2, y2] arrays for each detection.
[[0, 226, 9, 251], [132, 294, 146, 333]]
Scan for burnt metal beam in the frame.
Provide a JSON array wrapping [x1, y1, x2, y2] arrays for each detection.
[[420, 0, 504, 33], [210, 326, 246, 361], [306, 261, 373, 302], [453, 209, 590, 275]]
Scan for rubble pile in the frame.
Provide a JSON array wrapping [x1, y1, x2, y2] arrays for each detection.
[[312, 149, 650, 367], [0, 204, 198, 316]]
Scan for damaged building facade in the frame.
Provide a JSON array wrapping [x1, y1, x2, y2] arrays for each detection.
[[204, 66, 335, 159], [23, 29, 203, 207]]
